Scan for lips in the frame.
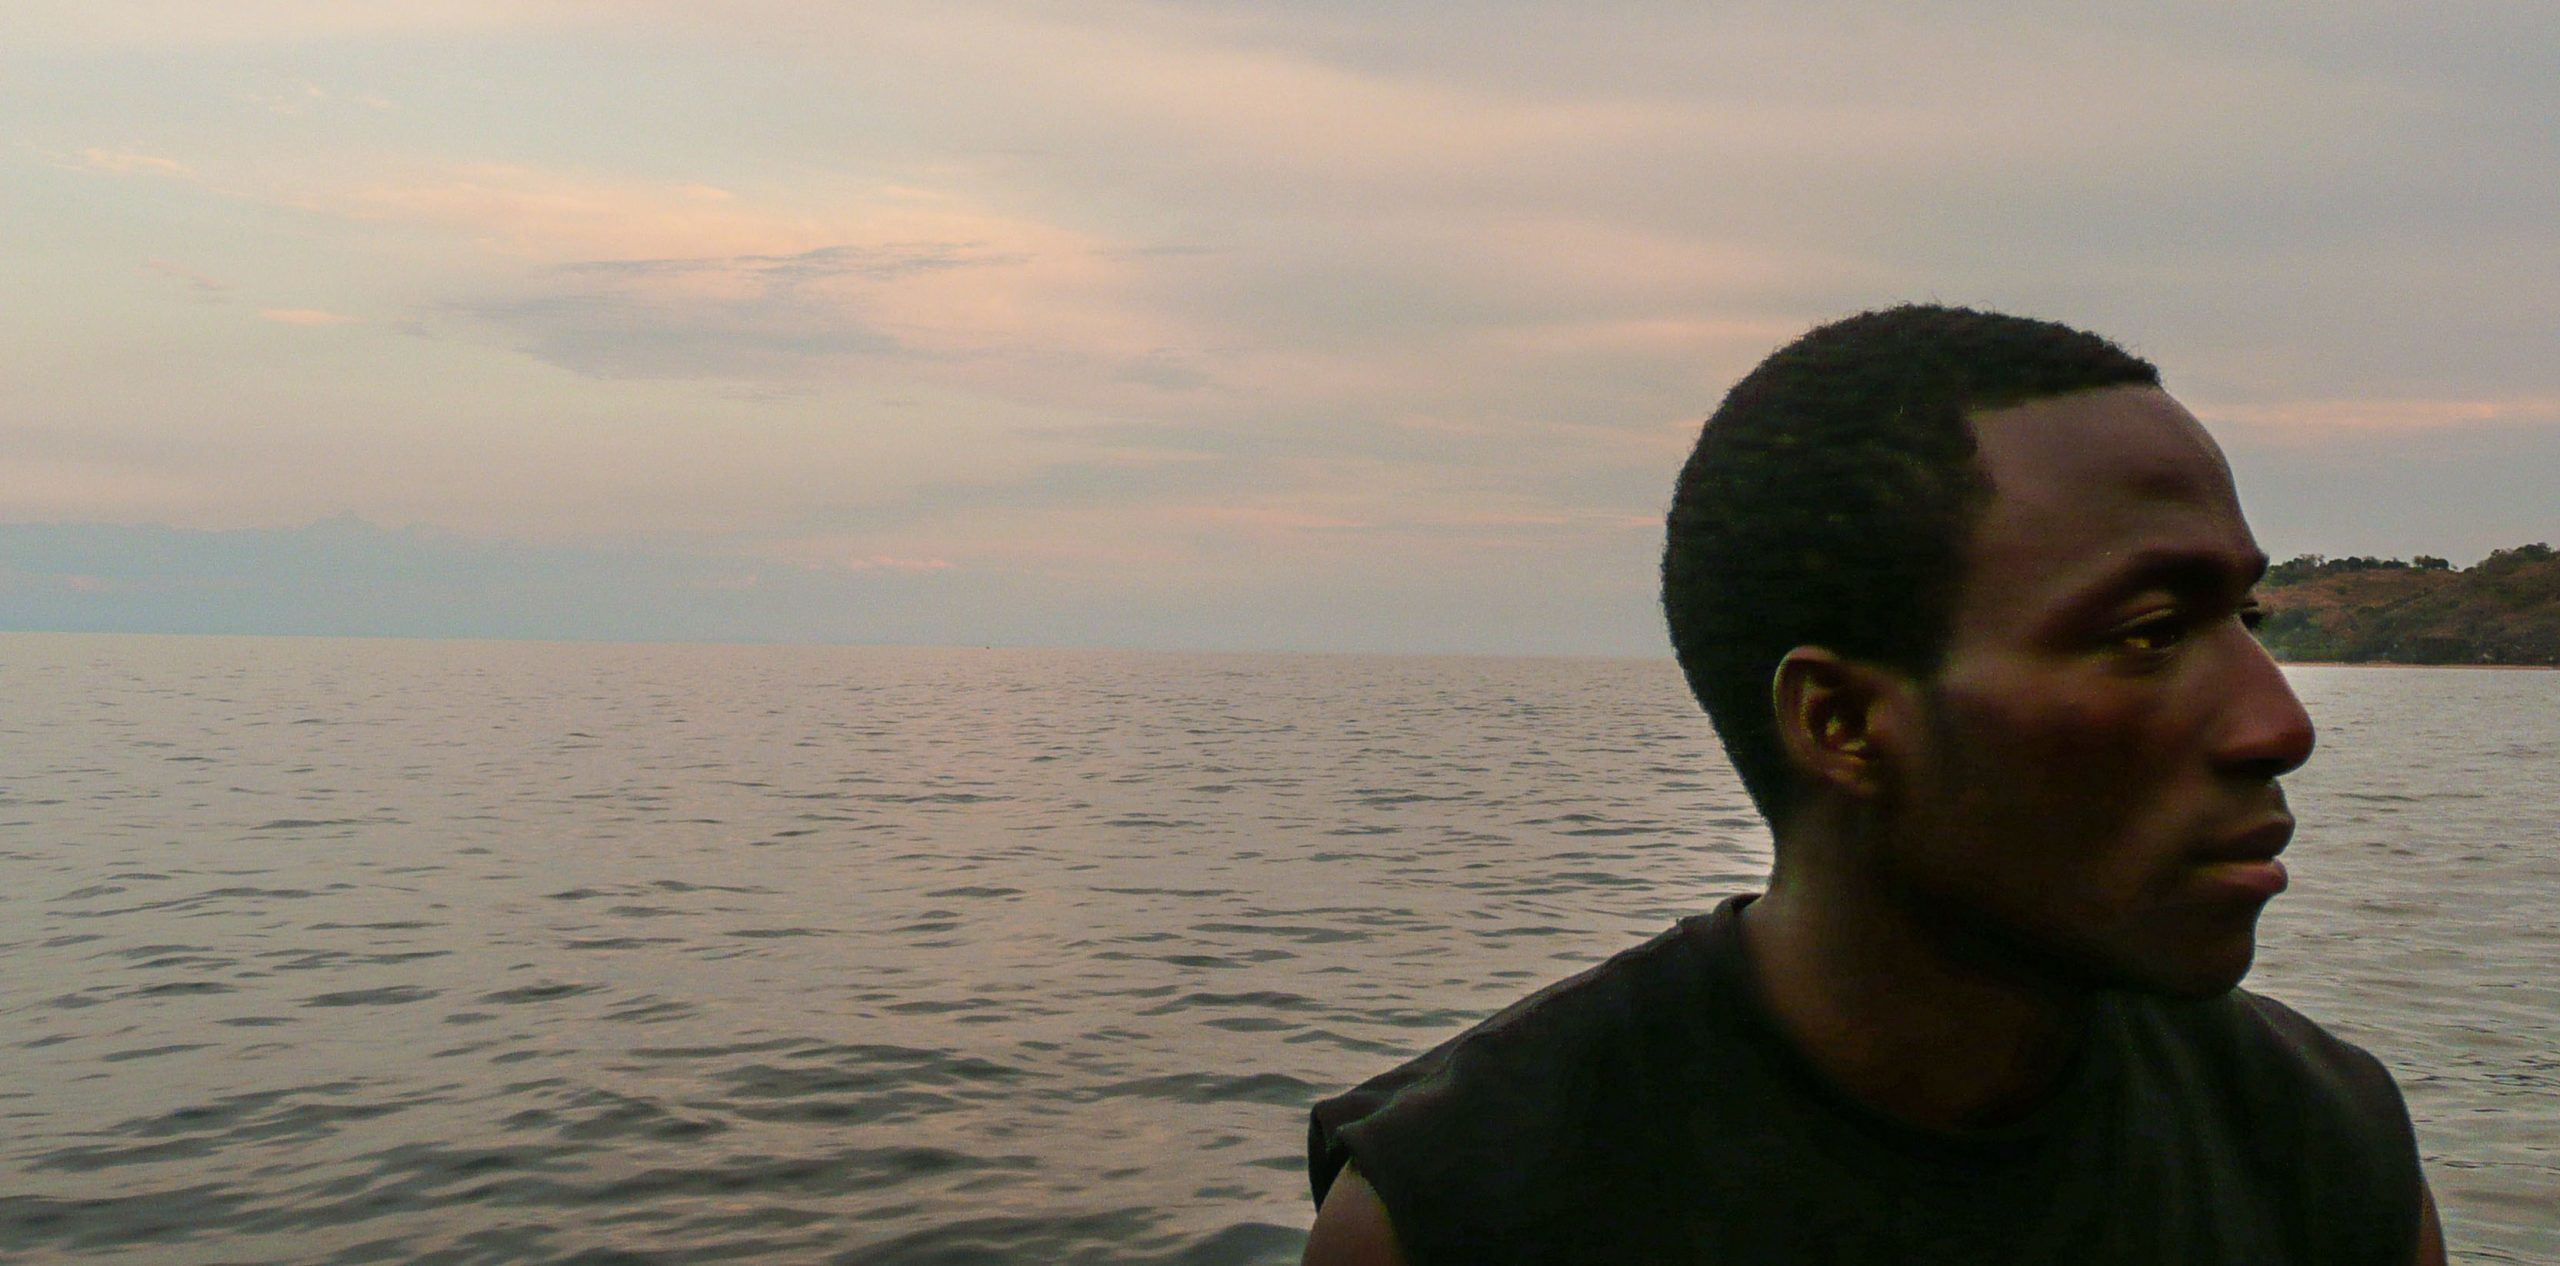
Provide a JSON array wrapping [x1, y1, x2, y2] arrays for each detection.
[[2191, 816, 2294, 901], [2195, 856, 2289, 900], [2198, 816, 2294, 864]]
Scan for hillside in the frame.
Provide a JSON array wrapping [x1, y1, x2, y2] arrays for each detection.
[[2256, 543, 2560, 666]]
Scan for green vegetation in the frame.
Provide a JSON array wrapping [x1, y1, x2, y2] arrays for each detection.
[[2256, 543, 2560, 666]]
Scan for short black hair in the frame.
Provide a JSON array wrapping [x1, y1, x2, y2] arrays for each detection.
[[1662, 304, 2160, 817]]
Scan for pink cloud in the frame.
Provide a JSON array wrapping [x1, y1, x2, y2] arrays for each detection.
[[332, 166, 794, 261], [260, 307, 363, 326], [21, 3, 568, 47], [759, 537, 958, 572], [2203, 396, 2560, 435], [141, 259, 232, 296], [846, 555, 953, 572], [1475, 314, 1816, 362], [82, 148, 193, 178], [1161, 505, 1372, 532], [325, 165, 1181, 380]]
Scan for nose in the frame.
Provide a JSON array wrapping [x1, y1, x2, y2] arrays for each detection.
[[2213, 631, 2316, 780]]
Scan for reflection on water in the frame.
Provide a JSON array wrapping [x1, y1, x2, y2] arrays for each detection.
[[0, 638, 2550, 1263]]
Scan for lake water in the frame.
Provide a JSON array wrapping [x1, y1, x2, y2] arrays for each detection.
[[0, 635, 2551, 1263]]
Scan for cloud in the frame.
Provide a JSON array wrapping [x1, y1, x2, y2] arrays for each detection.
[[0, 519, 994, 647], [11, 1, 2556, 654], [330, 167, 807, 261], [2203, 395, 2560, 436], [239, 79, 396, 116], [846, 554, 954, 572], [506, 243, 1019, 377], [326, 167, 1096, 281], [81, 148, 193, 178], [259, 308, 363, 326], [559, 242, 1009, 286], [140, 259, 232, 297], [0, 457, 198, 521], [338, 167, 1178, 384], [459, 286, 900, 379], [752, 1, 2371, 226], [1474, 316, 1808, 368], [13, 2, 574, 47]]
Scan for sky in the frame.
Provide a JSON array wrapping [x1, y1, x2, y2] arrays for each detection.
[[4, 1, 2555, 654]]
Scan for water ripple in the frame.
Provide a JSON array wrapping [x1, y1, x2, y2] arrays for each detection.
[[0, 640, 2547, 1264]]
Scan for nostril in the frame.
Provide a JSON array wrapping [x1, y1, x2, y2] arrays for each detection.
[[2227, 750, 2307, 783]]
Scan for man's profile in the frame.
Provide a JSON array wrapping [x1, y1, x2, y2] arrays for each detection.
[[1302, 306, 2445, 1264]]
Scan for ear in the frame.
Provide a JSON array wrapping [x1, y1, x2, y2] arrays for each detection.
[[1770, 646, 1905, 800]]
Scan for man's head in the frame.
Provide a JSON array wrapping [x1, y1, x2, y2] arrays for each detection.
[[1663, 304, 2163, 817], [1664, 305, 2316, 996]]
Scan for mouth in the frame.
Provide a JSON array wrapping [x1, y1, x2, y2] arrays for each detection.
[[2201, 816, 2294, 864], [2191, 816, 2294, 901], [2193, 856, 2289, 901]]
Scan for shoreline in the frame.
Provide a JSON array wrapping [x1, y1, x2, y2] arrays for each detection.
[[2279, 660, 2557, 670]]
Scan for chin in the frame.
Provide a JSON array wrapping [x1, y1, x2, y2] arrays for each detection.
[[2094, 890, 2277, 998], [2150, 963, 2254, 1000], [2120, 938, 2260, 999]]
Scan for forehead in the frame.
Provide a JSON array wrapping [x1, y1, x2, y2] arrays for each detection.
[[1958, 385, 2258, 617]]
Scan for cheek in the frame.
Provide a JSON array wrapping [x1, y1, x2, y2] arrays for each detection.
[[2029, 694, 2165, 774], [1950, 687, 2164, 776], [1929, 686, 2185, 838]]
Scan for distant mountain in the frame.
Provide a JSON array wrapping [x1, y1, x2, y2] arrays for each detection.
[[2257, 543, 2560, 666]]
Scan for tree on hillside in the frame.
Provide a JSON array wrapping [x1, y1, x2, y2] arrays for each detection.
[[2254, 544, 2560, 666]]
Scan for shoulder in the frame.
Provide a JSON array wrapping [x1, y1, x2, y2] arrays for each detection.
[[2119, 987, 2424, 1261], [1306, 907, 1739, 1258], [1310, 912, 1722, 1180], [1302, 1165, 1409, 1266], [2126, 986, 2409, 1121]]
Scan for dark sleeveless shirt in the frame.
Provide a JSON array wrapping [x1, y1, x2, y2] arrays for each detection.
[[1308, 895, 2421, 1265]]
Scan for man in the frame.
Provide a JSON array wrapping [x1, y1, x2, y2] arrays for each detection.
[[1302, 306, 2443, 1264]]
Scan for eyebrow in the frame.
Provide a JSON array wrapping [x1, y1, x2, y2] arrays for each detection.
[[2105, 546, 2269, 593], [2044, 546, 2270, 633]]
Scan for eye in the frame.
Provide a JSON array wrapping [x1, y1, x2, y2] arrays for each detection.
[[2110, 611, 2187, 655]]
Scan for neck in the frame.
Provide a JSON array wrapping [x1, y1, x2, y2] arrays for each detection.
[[1740, 860, 2096, 1133]]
